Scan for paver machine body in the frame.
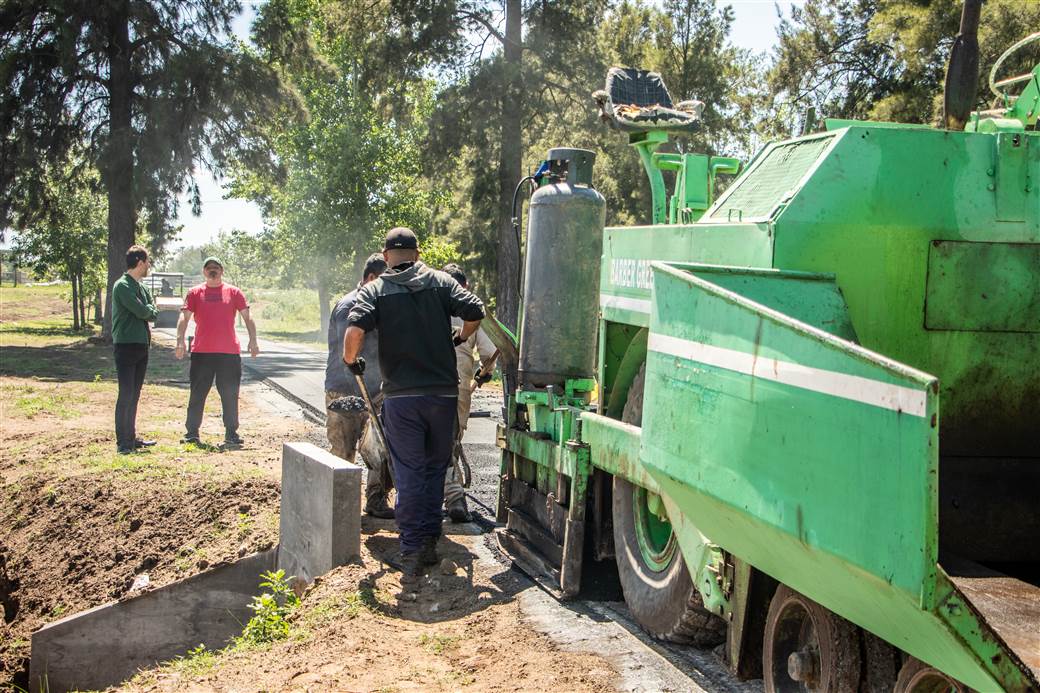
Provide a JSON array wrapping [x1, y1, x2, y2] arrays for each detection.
[[491, 7, 1039, 692]]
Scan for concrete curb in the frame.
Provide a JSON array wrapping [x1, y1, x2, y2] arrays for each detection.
[[29, 549, 278, 692]]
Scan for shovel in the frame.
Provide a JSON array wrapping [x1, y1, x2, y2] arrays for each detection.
[[353, 374, 396, 488]]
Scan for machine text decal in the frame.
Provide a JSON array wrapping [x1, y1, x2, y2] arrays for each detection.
[[610, 258, 654, 290]]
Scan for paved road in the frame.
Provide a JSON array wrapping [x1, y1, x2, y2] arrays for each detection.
[[155, 327, 328, 414]]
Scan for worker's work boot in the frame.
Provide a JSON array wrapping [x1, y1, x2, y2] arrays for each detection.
[[446, 498, 471, 523], [419, 536, 439, 566], [365, 496, 395, 520], [390, 550, 424, 582]]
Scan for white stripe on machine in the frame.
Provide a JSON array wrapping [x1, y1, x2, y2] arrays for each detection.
[[648, 333, 928, 417], [600, 293, 651, 314]]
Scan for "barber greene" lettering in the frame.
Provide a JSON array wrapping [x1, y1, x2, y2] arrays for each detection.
[[609, 258, 654, 290]]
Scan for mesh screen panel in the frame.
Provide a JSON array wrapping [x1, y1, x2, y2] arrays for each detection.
[[607, 67, 674, 108], [709, 136, 834, 220]]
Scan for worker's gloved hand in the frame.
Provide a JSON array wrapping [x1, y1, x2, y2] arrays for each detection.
[[475, 370, 493, 386], [344, 356, 366, 375], [452, 328, 466, 347]]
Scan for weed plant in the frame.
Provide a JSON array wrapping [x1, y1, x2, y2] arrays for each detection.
[[238, 569, 300, 646]]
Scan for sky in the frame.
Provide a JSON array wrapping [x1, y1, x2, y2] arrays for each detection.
[[170, 1, 802, 250]]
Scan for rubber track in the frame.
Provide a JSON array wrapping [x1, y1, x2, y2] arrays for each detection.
[[667, 590, 727, 646]]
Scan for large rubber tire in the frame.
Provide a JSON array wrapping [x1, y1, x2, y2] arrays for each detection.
[[612, 363, 725, 645], [893, 657, 969, 693], [763, 585, 861, 692]]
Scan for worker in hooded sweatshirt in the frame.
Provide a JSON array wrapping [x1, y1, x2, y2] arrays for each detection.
[[342, 227, 485, 579]]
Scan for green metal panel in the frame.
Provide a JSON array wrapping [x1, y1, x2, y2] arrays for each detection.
[[771, 125, 1039, 458], [707, 134, 835, 222], [669, 263, 858, 341], [640, 261, 1032, 690], [600, 222, 773, 328], [580, 412, 660, 494], [644, 262, 938, 595], [925, 241, 1040, 332], [602, 326, 647, 419]]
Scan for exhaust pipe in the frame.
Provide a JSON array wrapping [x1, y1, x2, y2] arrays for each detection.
[[943, 0, 982, 130]]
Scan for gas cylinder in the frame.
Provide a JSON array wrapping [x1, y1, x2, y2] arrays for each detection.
[[518, 148, 606, 389]]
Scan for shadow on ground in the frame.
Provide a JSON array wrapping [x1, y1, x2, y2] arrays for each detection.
[[0, 340, 186, 383], [363, 533, 532, 626]]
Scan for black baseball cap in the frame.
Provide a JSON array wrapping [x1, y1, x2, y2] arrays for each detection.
[[384, 227, 418, 250]]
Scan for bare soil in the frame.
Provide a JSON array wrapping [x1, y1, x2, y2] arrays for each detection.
[[0, 368, 313, 688], [124, 524, 619, 692]]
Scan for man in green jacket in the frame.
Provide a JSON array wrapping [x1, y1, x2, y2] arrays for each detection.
[[111, 245, 159, 454]]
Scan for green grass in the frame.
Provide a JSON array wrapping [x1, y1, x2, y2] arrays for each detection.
[[5, 384, 79, 418], [299, 589, 374, 630], [0, 283, 94, 348], [77, 441, 268, 482], [165, 643, 221, 677], [248, 287, 323, 344], [419, 633, 460, 655], [0, 317, 97, 348], [0, 282, 67, 309]]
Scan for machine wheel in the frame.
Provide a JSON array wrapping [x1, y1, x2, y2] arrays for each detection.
[[763, 584, 861, 692], [893, 657, 969, 693], [612, 363, 725, 645]]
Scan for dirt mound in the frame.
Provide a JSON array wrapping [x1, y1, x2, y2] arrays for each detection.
[[0, 472, 281, 687]]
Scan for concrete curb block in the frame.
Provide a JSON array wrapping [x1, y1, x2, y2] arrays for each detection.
[[278, 442, 362, 584]]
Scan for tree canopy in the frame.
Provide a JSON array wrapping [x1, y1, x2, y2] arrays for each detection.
[[5, 0, 1038, 334], [1, 0, 300, 336]]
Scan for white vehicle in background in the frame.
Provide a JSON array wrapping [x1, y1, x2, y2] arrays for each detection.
[[143, 272, 185, 327]]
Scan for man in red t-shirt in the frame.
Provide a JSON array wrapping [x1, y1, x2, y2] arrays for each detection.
[[174, 256, 259, 448]]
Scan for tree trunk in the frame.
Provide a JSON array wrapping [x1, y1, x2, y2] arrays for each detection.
[[71, 271, 81, 330], [78, 273, 87, 328], [13, 259, 18, 287], [94, 287, 103, 324], [318, 281, 331, 339], [495, 0, 523, 335], [101, 1, 135, 341]]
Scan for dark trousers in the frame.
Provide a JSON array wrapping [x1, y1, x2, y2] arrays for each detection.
[[114, 343, 149, 449], [382, 395, 458, 553], [185, 353, 242, 438]]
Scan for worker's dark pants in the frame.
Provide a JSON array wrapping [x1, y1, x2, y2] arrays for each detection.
[[185, 353, 241, 439], [382, 395, 458, 553], [114, 343, 149, 449]]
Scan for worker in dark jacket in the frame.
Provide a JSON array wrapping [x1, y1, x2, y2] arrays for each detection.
[[111, 244, 159, 454], [343, 227, 485, 578]]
